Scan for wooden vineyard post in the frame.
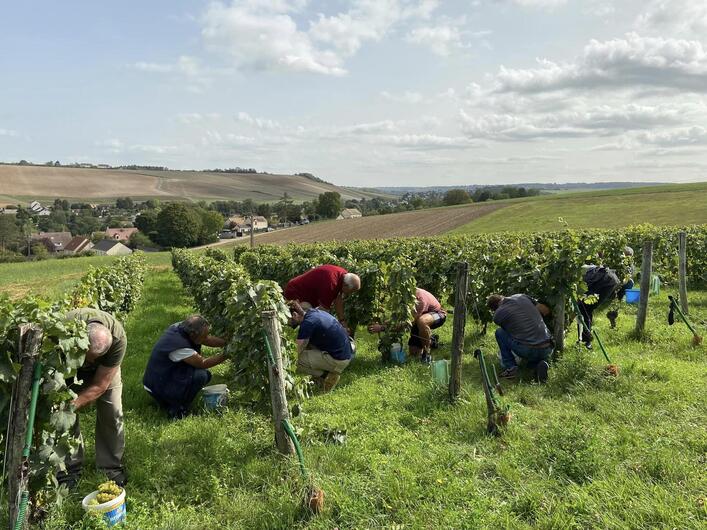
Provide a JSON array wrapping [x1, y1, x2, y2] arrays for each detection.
[[449, 261, 469, 402], [635, 241, 653, 335], [553, 289, 565, 353], [678, 231, 689, 315], [250, 213, 255, 249], [261, 311, 295, 455], [6, 324, 43, 529]]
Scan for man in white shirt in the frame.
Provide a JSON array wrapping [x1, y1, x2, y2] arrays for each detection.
[[142, 315, 227, 419]]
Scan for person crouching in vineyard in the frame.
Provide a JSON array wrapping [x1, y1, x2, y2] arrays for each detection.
[[61, 308, 128, 487], [142, 315, 227, 419], [367, 288, 447, 364], [288, 302, 355, 392], [579, 247, 635, 342], [284, 264, 361, 334], [487, 294, 553, 383]]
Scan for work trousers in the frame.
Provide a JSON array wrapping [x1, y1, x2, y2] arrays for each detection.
[[495, 328, 553, 370], [297, 347, 351, 377], [66, 368, 124, 480]]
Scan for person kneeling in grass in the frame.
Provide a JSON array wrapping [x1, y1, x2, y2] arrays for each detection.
[[289, 302, 355, 392], [143, 315, 227, 419], [367, 288, 447, 364], [487, 293, 553, 383]]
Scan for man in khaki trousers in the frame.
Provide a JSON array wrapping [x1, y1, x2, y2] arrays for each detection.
[[63, 308, 127, 486], [289, 302, 354, 392]]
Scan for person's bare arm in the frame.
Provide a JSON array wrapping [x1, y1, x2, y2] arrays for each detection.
[[182, 352, 228, 369], [297, 339, 309, 354], [536, 303, 551, 317], [334, 294, 345, 323], [73, 365, 119, 410], [202, 335, 226, 348]]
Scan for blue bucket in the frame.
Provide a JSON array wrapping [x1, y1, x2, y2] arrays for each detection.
[[624, 288, 640, 304], [202, 384, 229, 410], [390, 343, 406, 364]]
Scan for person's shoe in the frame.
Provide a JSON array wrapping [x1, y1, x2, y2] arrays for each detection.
[[420, 352, 432, 364], [431, 334, 440, 349], [607, 310, 618, 329], [499, 367, 518, 379], [535, 361, 549, 384], [56, 470, 81, 490], [168, 406, 190, 420], [322, 372, 341, 392], [104, 470, 128, 488]]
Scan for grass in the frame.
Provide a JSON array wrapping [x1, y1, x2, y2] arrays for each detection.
[[0, 253, 171, 299], [40, 268, 707, 529], [450, 182, 707, 233]]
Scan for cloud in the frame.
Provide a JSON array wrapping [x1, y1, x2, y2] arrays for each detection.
[[200, 1, 438, 76], [458, 101, 684, 141], [133, 55, 202, 76], [202, 2, 345, 76], [337, 120, 398, 135], [406, 24, 466, 56], [380, 134, 483, 149], [176, 112, 222, 124], [380, 90, 424, 103], [202, 130, 258, 147], [0, 128, 19, 137], [582, 1, 614, 17], [95, 139, 179, 155], [636, 0, 707, 38], [129, 144, 179, 154], [236, 111, 281, 130], [511, 0, 566, 8], [492, 33, 707, 94], [636, 126, 707, 147]]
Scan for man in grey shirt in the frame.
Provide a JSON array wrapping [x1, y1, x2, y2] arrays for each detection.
[[487, 293, 553, 382]]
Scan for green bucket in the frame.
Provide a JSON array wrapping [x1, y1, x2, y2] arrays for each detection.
[[431, 360, 450, 386]]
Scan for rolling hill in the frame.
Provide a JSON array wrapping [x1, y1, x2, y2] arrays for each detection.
[[0, 164, 388, 205], [450, 182, 707, 233]]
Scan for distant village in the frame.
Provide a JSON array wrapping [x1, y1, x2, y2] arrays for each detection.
[[0, 195, 364, 262]]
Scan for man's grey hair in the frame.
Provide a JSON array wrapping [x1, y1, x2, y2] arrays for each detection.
[[343, 273, 361, 290], [87, 323, 113, 355], [181, 314, 210, 339]]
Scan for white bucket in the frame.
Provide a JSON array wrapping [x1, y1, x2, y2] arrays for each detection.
[[202, 384, 229, 410], [82, 488, 126, 526]]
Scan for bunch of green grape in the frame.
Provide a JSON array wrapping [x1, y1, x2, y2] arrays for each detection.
[[93, 480, 122, 504]]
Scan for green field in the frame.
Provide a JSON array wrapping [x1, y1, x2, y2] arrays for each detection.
[[36, 269, 707, 529], [451, 183, 707, 234], [0, 253, 171, 299]]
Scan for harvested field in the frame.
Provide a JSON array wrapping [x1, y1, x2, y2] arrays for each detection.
[[0, 164, 389, 203], [231, 202, 505, 245]]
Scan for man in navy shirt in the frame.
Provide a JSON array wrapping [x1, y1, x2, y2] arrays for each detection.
[[289, 302, 355, 392]]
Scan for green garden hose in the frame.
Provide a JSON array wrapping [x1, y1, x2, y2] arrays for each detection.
[[14, 361, 43, 530], [669, 296, 698, 335], [261, 331, 277, 367], [282, 419, 307, 479], [13, 491, 29, 530]]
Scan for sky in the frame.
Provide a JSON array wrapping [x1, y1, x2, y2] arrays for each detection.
[[2, 0, 707, 187]]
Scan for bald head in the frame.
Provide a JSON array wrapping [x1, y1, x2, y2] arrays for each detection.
[[342, 273, 361, 295], [87, 323, 113, 357]]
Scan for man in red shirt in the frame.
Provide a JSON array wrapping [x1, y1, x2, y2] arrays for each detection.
[[368, 287, 447, 363], [284, 265, 361, 329]]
